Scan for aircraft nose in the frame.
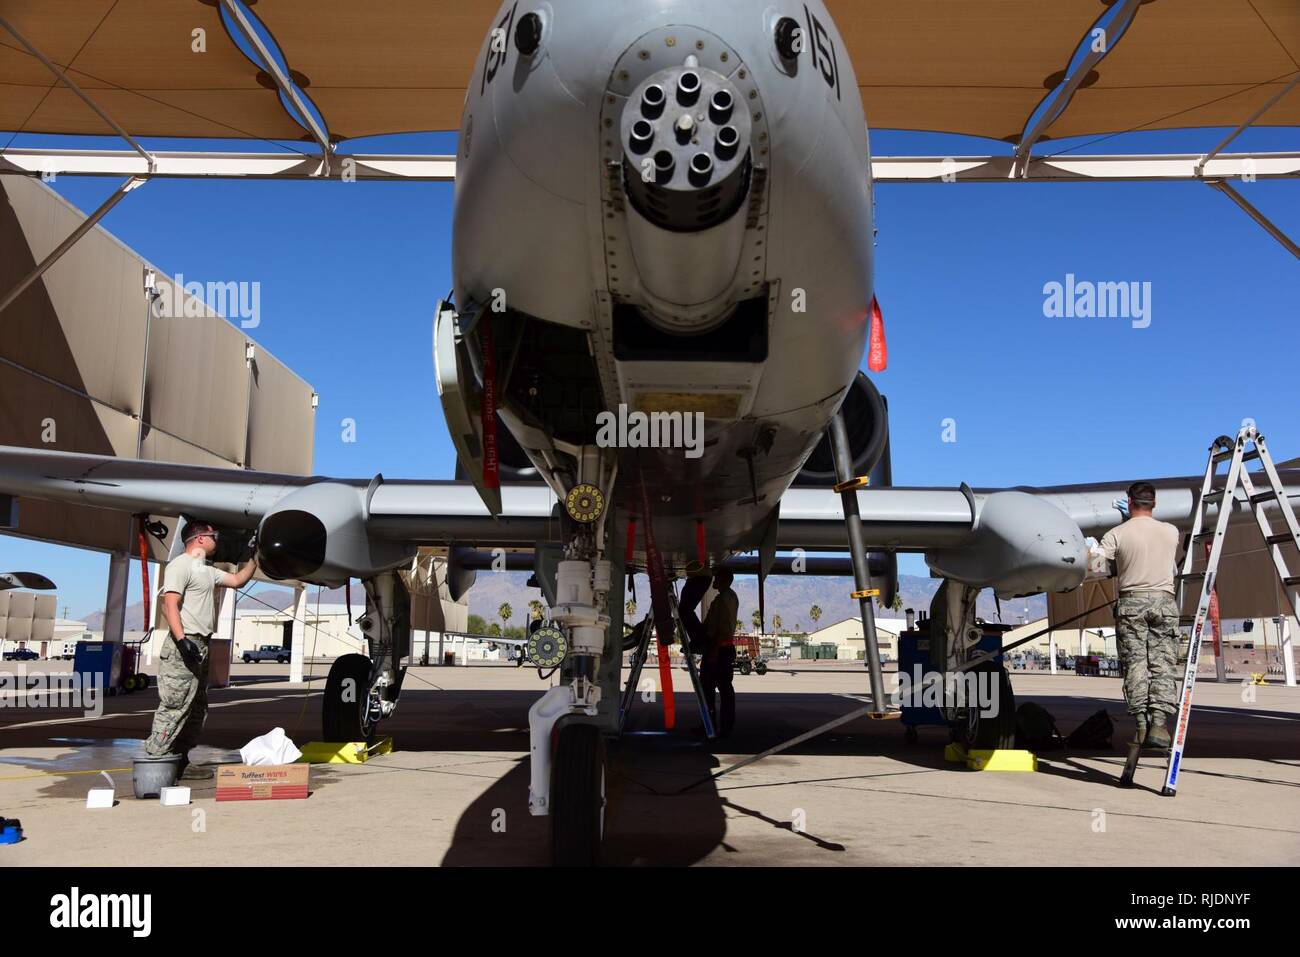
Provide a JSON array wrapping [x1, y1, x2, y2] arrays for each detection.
[[620, 61, 751, 232]]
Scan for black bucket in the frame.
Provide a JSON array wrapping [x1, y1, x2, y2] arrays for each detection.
[[133, 753, 182, 799]]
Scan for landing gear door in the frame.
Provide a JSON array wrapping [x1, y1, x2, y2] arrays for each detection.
[[434, 300, 502, 516]]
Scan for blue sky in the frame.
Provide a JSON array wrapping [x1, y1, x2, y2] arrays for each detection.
[[2, 122, 1297, 618]]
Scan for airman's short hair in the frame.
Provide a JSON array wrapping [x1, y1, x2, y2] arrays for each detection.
[[183, 521, 217, 543], [712, 570, 734, 590], [1127, 482, 1156, 509]]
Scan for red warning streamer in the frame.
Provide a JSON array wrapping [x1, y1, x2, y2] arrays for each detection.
[[638, 475, 676, 730], [136, 517, 152, 626], [867, 296, 888, 372], [479, 313, 500, 490]]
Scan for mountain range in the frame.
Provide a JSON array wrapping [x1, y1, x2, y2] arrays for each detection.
[[81, 574, 1046, 634]]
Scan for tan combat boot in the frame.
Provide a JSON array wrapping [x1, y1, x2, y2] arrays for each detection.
[[1145, 710, 1171, 750], [1131, 712, 1148, 746]]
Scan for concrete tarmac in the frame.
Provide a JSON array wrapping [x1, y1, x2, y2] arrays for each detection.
[[1, 662, 1297, 866]]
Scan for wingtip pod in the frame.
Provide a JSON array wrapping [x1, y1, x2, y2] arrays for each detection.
[[925, 491, 1090, 597], [867, 297, 887, 372]]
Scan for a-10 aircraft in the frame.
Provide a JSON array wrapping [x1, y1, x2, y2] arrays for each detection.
[[1, 0, 1296, 865]]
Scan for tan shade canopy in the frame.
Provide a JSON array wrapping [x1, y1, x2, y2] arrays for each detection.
[[1, 0, 1297, 144]]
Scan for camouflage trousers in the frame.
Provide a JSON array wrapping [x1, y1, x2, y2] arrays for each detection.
[[1116, 591, 1180, 716], [144, 635, 210, 757]]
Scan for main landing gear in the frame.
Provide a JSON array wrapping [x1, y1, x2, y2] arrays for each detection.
[[321, 570, 410, 744], [930, 579, 1016, 751]]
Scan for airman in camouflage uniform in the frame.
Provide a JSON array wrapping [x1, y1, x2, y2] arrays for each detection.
[[145, 633, 211, 759], [144, 522, 257, 777], [1115, 590, 1180, 717], [1099, 482, 1183, 749]]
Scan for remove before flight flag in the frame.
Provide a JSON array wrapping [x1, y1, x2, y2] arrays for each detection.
[[868, 296, 887, 372]]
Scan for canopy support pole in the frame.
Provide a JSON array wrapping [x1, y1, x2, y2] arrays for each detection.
[[1196, 74, 1300, 177], [0, 13, 155, 173], [0, 176, 147, 317], [219, 0, 334, 175], [1011, 0, 1145, 178], [1206, 180, 1300, 260]]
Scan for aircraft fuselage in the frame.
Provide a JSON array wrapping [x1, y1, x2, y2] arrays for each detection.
[[453, 0, 875, 566]]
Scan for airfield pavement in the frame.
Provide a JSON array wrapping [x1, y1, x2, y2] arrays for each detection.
[[1, 660, 1297, 866]]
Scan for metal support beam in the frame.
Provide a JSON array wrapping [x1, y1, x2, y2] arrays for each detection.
[[829, 411, 888, 713], [0, 175, 146, 318], [1011, 0, 1144, 177], [103, 552, 129, 645], [219, 0, 333, 174], [0, 13, 154, 173], [3, 148, 1299, 183], [289, 584, 307, 685], [1206, 180, 1300, 260], [1196, 73, 1300, 177]]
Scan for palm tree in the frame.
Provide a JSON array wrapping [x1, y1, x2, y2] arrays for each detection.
[[773, 614, 783, 633], [751, 608, 763, 631], [499, 602, 513, 628], [528, 599, 543, 621], [809, 604, 822, 627], [890, 593, 904, 613], [625, 599, 637, 619]]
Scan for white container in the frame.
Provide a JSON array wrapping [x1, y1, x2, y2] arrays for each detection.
[[159, 786, 191, 807], [85, 788, 114, 809]]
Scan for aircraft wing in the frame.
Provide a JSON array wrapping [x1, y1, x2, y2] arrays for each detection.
[[1, 444, 1296, 594], [0, 444, 555, 548], [778, 471, 1300, 551]]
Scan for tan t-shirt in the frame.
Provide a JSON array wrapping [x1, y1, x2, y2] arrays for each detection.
[[1099, 515, 1181, 595], [162, 552, 225, 636], [703, 588, 739, 650]]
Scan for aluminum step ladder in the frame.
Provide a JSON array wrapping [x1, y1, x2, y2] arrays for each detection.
[[1120, 425, 1300, 794], [618, 583, 715, 738]]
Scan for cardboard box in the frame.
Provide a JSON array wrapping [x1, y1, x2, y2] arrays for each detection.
[[215, 763, 309, 802]]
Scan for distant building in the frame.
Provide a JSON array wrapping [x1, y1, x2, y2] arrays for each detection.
[[140, 586, 468, 664], [1001, 617, 1117, 658], [806, 616, 906, 661]]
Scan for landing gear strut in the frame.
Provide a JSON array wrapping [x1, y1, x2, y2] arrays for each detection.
[[525, 448, 619, 866], [320, 570, 410, 743], [930, 579, 1015, 747]]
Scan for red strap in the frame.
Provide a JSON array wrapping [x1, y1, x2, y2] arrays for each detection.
[[695, 519, 706, 567], [625, 518, 637, 565], [479, 313, 500, 490], [867, 296, 888, 372], [137, 517, 151, 626], [638, 475, 675, 730]]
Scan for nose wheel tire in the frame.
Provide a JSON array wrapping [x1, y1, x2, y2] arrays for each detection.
[[323, 653, 377, 744], [551, 723, 606, 867]]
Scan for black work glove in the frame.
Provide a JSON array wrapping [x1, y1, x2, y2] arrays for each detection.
[[175, 637, 201, 662]]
